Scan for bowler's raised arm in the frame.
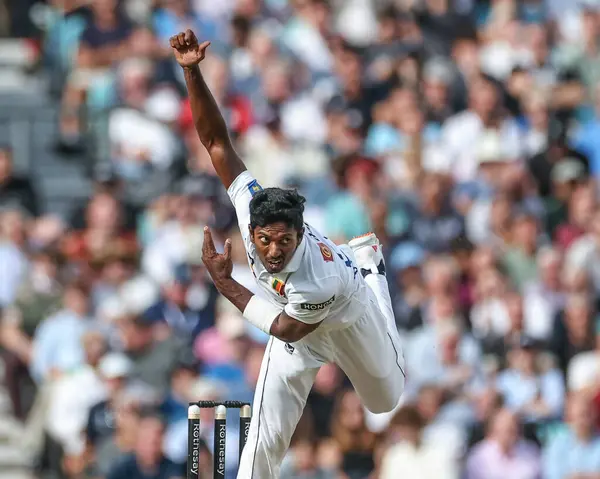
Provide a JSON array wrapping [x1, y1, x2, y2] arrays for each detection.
[[170, 29, 246, 188]]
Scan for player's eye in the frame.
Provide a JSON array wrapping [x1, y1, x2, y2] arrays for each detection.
[[259, 237, 269, 245], [281, 238, 290, 245]]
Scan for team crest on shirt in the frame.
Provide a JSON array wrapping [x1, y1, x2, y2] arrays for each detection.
[[247, 179, 263, 196], [271, 278, 286, 297], [318, 243, 333, 262]]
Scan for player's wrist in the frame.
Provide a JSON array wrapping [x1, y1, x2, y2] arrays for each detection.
[[243, 295, 279, 334]]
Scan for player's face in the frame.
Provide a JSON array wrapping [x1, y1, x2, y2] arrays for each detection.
[[250, 222, 301, 274]]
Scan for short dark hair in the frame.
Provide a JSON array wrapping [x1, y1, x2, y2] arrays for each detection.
[[249, 188, 305, 231]]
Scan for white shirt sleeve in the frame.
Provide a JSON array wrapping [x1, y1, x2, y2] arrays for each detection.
[[284, 283, 336, 325], [227, 170, 263, 242]]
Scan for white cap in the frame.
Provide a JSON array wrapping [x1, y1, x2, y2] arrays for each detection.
[[97, 295, 127, 324], [120, 275, 159, 315], [98, 352, 133, 380], [421, 145, 452, 173], [477, 130, 512, 164], [145, 87, 181, 123]]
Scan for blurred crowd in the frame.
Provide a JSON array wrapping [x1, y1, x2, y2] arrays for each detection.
[[3, 0, 600, 478]]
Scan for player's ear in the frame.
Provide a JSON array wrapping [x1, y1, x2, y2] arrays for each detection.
[[297, 227, 304, 243], [248, 224, 255, 243]]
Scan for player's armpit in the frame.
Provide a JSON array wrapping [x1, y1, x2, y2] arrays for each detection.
[[269, 311, 322, 343]]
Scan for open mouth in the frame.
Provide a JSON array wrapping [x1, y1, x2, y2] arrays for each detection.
[[267, 258, 283, 269]]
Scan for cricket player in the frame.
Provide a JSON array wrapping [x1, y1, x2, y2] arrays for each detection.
[[170, 30, 405, 478]]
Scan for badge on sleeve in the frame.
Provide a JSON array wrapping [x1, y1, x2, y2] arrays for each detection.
[[318, 243, 334, 262], [247, 179, 263, 196]]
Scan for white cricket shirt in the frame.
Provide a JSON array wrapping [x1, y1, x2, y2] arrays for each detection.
[[227, 171, 368, 330]]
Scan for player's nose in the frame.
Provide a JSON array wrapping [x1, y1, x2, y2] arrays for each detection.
[[268, 243, 282, 257]]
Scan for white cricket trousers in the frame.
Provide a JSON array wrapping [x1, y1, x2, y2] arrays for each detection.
[[236, 274, 406, 479]]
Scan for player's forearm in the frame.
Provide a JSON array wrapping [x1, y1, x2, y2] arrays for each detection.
[[214, 278, 317, 342], [182, 65, 246, 187], [183, 65, 229, 149], [213, 277, 254, 313]]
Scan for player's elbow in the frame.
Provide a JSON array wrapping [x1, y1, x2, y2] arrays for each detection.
[[270, 315, 320, 343], [272, 326, 308, 343]]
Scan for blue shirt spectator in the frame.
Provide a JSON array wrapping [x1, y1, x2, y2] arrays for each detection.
[[543, 393, 600, 479]]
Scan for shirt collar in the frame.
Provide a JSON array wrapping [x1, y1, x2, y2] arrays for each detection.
[[278, 236, 307, 274]]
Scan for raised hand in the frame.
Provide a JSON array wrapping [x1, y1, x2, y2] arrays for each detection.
[[169, 29, 210, 68], [202, 226, 233, 284]]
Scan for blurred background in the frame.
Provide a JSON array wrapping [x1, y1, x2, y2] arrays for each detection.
[[2, 0, 600, 478]]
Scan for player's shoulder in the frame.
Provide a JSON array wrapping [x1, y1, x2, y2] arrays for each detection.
[[227, 170, 263, 199]]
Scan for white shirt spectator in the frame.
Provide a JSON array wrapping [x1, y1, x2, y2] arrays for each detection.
[[567, 350, 600, 391], [565, 235, 600, 295], [0, 241, 28, 307], [45, 363, 107, 454], [142, 222, 204, 285], [380, 440, 459, 479], [109, 108, 179, 171], [441, 111, 522, 183]]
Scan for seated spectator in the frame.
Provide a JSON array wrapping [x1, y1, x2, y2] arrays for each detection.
[[476, 289, 526, 366], [307, 364, 345, 439], [87, 391, 140, 478], [61, 192, 138, 280], [550, 294, 596, 375], [413, 384, 469, 460], [466, 387, 505, 448], [0, 247, 63, 418], [543, 392, 600, 479], [116, 311, 181, 398], [470, 268, 511, 343], [86, 352, 134, 452], [325, 156, 382, 243], [380, 405, 458, 479], [565, 208, 600, 298], [45, 330, 108, 457], [144, 262, 218, 341], [389, 242, 427, 331], [330, 389, 376, 479], [108, 58, 180, 182], [554, 182, 595, 250], [58, 0, 134, 148], [281, 439, 338, 479], [544, 159, 587, 237], [496, 336, 565, 423], [0, 208, 29, 308], [160, 349, 199, 426], [408, 169, 465, 254], [522, 247, 566, 341], [465, 409, 541, 479], [141, 194, 205, 286], [106, 410, 187, 479], [405, 315, 482, 399], [567, 320, 600, 393], [528, 122, 589, 199], [501, 212, 541, 291], [442, 74, 522, 184], [0, 145, 39, 216], [30, 280, 93, 383]]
